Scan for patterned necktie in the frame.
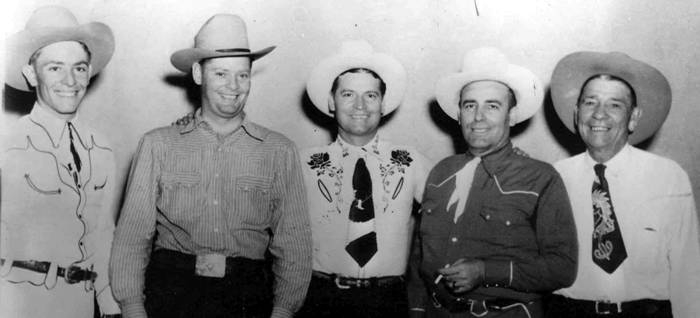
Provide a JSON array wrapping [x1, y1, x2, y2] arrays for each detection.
[[345, 158, 377, 267], [592, 164, 627, 273]]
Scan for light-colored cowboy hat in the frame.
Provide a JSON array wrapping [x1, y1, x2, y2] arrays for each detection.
[[306, 40, 407, 117], [171, 14, 275, 72], [5, 5, 115, 91], [551, 51, 671, 144], [435, 47, 544, 125]]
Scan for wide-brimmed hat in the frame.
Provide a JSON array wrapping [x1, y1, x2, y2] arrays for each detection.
[[551, 51, 671, 144], [5, 5, 115, 91], [171, 14, 275, 72], [306, 40, 407, 117], [435, 47, 544, 125]]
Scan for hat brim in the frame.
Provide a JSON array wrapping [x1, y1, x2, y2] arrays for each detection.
[[170, 46, 275, 72], [435, 64, 544, 124], [551, 51, 671, 144], [5, 22, 115, 91], [306, 52, 407, 117]]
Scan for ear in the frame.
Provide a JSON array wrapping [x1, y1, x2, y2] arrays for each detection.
[[192, 62, 202, 85], [573, 107, 579, 129], [21, 64, 38, 88], [508, 107, 518, 127], [327, 92, 336, 113], [628, 107, 642, 132]]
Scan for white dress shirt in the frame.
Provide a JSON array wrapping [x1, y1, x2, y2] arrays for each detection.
[[301, 136, 430, 278], [554, 144, 700, 318]]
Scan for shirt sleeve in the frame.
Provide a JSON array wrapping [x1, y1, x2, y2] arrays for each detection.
[[668, 169, 700, 318], [482, 171, 578, 292], [267, 143, 312, 316], [109, 135, 160, 318], [94, 146, 121, 315]]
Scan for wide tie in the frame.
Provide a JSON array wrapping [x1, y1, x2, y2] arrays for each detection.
[[345, 158, 377, 267], [591, 164, 627, 273]]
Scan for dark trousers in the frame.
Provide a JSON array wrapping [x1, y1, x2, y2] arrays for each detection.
[[296, 275, 409, 318], [144, 249, 272, 318], [544, 294, 672, 318]]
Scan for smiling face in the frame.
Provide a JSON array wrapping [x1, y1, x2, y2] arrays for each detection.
[[330, 70, 384, 146], [22, 41, 92, 119], [193, 56, 251, 121], [575, 75, 641, 162], [458, 80, 515, 156]]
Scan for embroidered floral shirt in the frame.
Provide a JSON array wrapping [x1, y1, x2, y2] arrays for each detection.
[[0, 104, 120, 316], [301, 136, 430, 278]]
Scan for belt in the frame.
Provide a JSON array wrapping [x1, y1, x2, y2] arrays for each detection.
[[312, 271, 404, 289], [549, 294, 671, 315], [149, 249, 267, 277], [431, 291, 536, 315], [0, 258, 97, 284]]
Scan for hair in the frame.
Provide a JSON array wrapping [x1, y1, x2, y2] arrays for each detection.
[[28, 41, 92, 65], [330, 68, 386, 96], [577, 74, 637, 109], [460, 80, 517, 109]]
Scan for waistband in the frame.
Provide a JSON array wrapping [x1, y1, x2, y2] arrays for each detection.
[[0, 258, 96, 284], [149, 249, 266, 277], [549, 294, 671, 316], [431, 290, 538, 314], [312, 270, 404, 289]]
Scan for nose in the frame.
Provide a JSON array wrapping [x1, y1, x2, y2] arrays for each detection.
[[226, 76, 240, 90], [473, 105, 485, 121], [354, 95, 366, 110], [591, 104, 606, 119], [63, 70, 76, 86]]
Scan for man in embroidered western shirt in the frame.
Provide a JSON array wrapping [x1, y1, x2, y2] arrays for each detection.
[[296, 40, 430, 317], [0, 6, 120, 318], [546, 52, 700, 318], [109, 15, 311, 318], [408, 48, 577, 318]]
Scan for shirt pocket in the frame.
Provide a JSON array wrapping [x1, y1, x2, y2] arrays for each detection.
[[479, 194, 538, 247], [158, 172, 202, 222], [231, 175, 273, 228]]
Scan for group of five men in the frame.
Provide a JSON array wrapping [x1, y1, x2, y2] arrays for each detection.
[[1, 6, 699, 318]]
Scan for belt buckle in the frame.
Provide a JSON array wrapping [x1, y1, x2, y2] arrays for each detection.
[[195, 253, 226, 278], [595, 301, 621, 315], [65, 265, 93, 284], [334, 277, 351, 289], [469, 299, 489, 317]]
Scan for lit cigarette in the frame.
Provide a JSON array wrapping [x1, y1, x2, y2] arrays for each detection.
[[434, 264, 451, 284]]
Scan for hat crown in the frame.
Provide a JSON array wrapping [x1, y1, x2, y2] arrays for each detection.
[[462, 47, 509, 75], [339, 40, 374, 56], [194, 14, 250, 51], [25, 6, 81, 29]]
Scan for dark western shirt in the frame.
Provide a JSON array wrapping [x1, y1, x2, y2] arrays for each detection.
[[110, 113, 312, 318], [409, 142, 577, 309]]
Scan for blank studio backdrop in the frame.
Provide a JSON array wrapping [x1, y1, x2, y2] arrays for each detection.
[[2, 0, 699, 213]]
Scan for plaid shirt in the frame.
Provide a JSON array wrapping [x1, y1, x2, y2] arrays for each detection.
[[110, 112, 311, 318]]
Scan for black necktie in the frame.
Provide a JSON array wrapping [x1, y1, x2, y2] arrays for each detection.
[[67, 122, 82, 173], [345, 158, 377, 267], [592, 164, 627, 273]]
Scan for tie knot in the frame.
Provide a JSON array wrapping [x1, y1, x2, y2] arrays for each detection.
[[594, 164, 606, 180]]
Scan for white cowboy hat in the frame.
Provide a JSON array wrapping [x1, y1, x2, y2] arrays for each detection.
[[435, 47, 544, 124], [5, 5, 115, 91], [551, 51, 671, 144], [171, 14, 275, 72], [306, 40, 407, 116]]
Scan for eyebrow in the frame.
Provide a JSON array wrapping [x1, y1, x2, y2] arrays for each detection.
[[461, 99, 503, 104], [43, 60, 89, 66]]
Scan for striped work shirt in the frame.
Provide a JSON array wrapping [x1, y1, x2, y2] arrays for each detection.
[[110, 113, 312, 318]]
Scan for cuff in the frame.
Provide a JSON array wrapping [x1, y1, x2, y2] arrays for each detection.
[[270, 306, 293, 318], [483, 260, 513, 288], [118, 297, 147, 318]]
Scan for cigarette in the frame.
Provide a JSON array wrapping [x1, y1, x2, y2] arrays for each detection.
[[434, 264, 451, 284]]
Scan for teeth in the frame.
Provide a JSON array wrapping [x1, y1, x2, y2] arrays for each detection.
[[55, 91, 77, 97], [591, 127, 608, 131]]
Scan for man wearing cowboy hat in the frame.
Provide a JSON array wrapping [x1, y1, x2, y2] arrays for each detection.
[[295, 40, 430, 317], [0, 5, 120, 318], [110, 14, 311, 318], [408, 47, 577, 318], [546, 52, 700, 318]]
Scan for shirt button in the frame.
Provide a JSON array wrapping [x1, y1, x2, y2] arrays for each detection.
[[485, 214, 491, 220], [425, 209, 432, 214], [217, 147, 223, 152], [213, 200, 219, 205], [451, 237, 458, 243], [214, 173, 220, 178], [505, 220, 511, 226], [213, 228, 219, 233]]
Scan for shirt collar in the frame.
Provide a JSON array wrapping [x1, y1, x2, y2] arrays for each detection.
[[28, 102, 72, 142], [583, 143, 631, 178], [334, 134, 382, 158], [472, 140, 514, 176], [179, 109, 265, 142]]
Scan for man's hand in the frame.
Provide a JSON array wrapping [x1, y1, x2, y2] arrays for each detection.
[[172, 111, 196, 126], [438, 258, 485, 294]]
